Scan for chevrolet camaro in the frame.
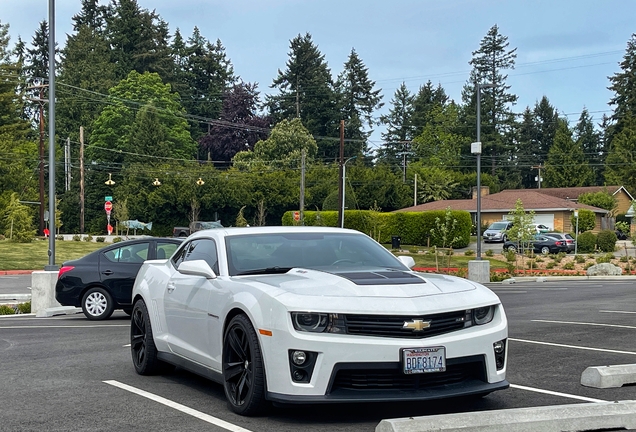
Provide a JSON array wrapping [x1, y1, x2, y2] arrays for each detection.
[[130, 227, 508, 415]]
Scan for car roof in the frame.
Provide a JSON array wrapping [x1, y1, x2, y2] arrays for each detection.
[[189, 226, 360, 239]]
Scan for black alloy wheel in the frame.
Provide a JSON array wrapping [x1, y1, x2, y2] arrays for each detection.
[[130, 300, 172, 375], [222, 314, 266, 416], [540, 246, 551, 255]]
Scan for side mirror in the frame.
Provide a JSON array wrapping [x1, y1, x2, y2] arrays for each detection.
[[177, 260, 217, 279], [397, 256, 416, 269]]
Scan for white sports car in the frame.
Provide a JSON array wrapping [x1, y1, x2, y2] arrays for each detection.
[[130, 227, 508, 415]]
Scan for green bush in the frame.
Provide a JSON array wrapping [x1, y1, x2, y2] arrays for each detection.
[[575, 255, 586, 264], [563, 262, 575, 270], [596, 230, 617, 253], [505, 250, 516, 262], [620, 256, 629, 263], [546, 262, 556, 269], [576, 232, 596, 253], [0, 305, 15, 315], [596, 254, 612, 264], [83, 234, 93, 242], [113, 237, 123, 243], [96, 237, 105, 243], [584, 262, 594, 270], [17, 301, 30, 314], [56, 235, 64, 240], [464, 249, 475, 256], [535, 257, 544, 263], [72, 234, 81, 242], [485, 249, 494, 257]]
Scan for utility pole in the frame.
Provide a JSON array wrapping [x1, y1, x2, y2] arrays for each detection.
[[80, 126, 85, 234], [296, 76, 300, 118], [65, 137, 71, 191], [532, 165, 543, 189], [338, 120, 345, 228], [414, 173, 417, 206]]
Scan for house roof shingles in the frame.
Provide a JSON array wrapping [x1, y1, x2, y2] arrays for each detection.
[[397, 189, 608, 214]]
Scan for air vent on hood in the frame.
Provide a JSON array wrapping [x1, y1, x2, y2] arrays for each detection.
[[335, 271, 425, 286]]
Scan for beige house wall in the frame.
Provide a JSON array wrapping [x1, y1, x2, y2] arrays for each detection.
[[481, 210, 605, 234]]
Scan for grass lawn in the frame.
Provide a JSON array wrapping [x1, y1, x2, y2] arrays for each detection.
[[395, 251, 509, 270], [0, 239, 106, 270]]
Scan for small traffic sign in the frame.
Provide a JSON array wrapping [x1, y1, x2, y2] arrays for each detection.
[[104, 201, 113, 212], [105, 196, 113, 202], [293, 211, 300, 221]]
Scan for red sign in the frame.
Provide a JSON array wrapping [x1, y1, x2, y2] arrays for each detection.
[[104, 201, 113, 212], [293, 211, 300, 221], [107, 224, 113, 235]]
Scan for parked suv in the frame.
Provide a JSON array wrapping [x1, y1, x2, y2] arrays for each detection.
[[483, 221, 514, 243]]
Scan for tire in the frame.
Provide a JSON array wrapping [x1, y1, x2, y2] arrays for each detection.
[[541, 246, 550, 255], [506, 245, 517, 253], [130, 299, 173, 375], [81, 287, 114, 320], [223, 314, 266, 416]]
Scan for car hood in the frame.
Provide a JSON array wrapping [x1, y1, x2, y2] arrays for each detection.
[[235, 268, 477, 298]]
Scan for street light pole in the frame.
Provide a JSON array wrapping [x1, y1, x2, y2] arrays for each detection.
[[341, 156, 357, 228], [473, 83, 493, 260], [45, 0, 58, 271]]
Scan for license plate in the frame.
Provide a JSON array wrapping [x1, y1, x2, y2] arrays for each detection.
[[402, 347, 446, 374]]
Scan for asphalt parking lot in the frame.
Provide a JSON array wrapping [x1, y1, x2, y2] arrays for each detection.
[[1, 279, 635, 431]]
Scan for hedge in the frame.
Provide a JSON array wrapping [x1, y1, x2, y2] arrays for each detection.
[[282, 210, 471, 248]]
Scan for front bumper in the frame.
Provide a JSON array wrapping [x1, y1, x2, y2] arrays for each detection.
[[260, 307, 508, 402]]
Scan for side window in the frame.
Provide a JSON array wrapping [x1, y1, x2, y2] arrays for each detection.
[[103, 243, 149, 264], [157, 241, 179, 260], [183, 239, 219, 274]]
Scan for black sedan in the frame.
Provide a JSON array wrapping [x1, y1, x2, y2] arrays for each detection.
[[55, 238, 182, 320], [503, 235, 569, 255]]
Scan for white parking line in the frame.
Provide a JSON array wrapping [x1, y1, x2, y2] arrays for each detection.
[[510, 338, 636, 355], [104, 380, 253, 432], [0, 325, 129, 329], [600, 310, 636, 314], [510, 384, 607, 403], [532, 319, 636, 330]]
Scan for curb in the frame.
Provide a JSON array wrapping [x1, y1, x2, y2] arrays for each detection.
[[0, 270, 35, 275], [376, 400, 636, 432]]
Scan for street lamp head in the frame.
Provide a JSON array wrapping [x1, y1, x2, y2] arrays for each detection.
[[478, 82, 495, 89]]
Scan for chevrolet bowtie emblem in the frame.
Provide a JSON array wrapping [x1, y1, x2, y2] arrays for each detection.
[[403, 319, 431, 332]]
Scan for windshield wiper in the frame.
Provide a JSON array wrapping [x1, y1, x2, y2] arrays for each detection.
[[236, 266, 293, 276]]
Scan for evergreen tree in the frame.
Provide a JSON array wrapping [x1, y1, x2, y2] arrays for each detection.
[[533, 96, 559, 162], [543, 120, 594, 187], [267, 33, 339, 160], [573, 108, 603, 185], [0, 21, 30, 138], [461, 25, 518, 177], [335, 48, 383, 153], [514, 106, 539, 188], [608, 34, 636, 139], [378, 82, 414, 164], [604, 114, 636, 193], [24, 21, 58, 121], [411, 81, 448, 136]]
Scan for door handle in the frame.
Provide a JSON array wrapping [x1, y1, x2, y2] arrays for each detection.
[[101, 270, 114, 276], [167, 283, 176, 293]]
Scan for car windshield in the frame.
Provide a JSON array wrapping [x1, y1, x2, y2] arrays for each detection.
[[489, 222, 509, 230], [226, 233, 406, 276]]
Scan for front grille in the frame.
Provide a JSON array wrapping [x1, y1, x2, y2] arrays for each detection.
[[345, 311, 466, 339], [330, 357, 485, 392]]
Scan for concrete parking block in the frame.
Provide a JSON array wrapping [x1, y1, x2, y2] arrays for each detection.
[[375, 400, 636, 432], [581, 364, 636, 388], [36, 306, 82, 318]]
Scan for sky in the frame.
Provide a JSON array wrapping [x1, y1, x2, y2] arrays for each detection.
[[2, 0, 636, 149]]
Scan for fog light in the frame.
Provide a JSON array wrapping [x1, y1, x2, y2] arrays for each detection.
[[493, 340, 505, 354], [292, 350, 307, 365], [293, 370, 305, 381]]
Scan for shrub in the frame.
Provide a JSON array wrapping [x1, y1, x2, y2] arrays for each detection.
[[506, 263, 515, 273], [584, 262, 594, 270], [96, 237, 105, 243], [504, 250, 516, 262], [620, 256, 629, 263], [0, 305, 15, 315], [596, 254, 612, 264], [576, 232, 596, 253], [535, 257, 544, 263], [464, 249, 475, 256], [17, 301, 30, 314], [490, 272, 511, 282], [72, 234, 81, 242], [563, 262, 575, 270], [546, 262, 556, 269], [526, 260, 535, 269], [596, 230, 617, 253], [485, 249, 494, 257], [575, 255, 586, 264], [113, 237, 123, 243], [56, 235, 64, 240], [83, 234, 93, 242]]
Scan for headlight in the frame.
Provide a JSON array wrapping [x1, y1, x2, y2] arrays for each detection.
[[291, 312, 345, 333], [472, 306, 495, 325]]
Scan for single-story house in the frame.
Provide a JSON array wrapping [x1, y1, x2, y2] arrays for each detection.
[[396, 187, 628, 234]]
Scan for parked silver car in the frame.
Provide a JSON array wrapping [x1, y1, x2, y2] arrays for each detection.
[[543, 232, 576, 253], [483, 221, 514, 243]]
